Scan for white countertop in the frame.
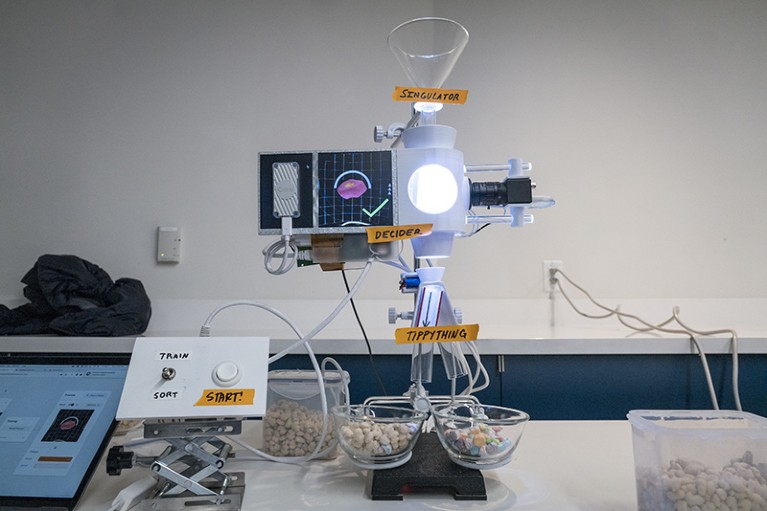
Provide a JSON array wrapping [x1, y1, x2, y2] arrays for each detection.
[[142, 297, 767, 344], [2, 333, 766, 357], [76, 420, 638, 511], [2, 297, 765, 356]]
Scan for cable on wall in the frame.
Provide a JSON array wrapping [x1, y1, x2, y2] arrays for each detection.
[[550, 268, 742, 412]]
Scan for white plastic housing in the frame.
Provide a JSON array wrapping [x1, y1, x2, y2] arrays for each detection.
[[395, 125, 467, 259]]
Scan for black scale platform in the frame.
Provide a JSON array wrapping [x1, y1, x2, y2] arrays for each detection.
[[368, 432, 487, 500]]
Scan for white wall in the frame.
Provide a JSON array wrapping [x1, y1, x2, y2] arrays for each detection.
[[2, 0, 766, 338]]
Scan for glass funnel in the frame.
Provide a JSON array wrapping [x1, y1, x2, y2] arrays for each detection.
[[388, 17, 469, 89]]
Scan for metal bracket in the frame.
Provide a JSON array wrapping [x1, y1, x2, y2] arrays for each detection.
[[135, 420, 245, 511]]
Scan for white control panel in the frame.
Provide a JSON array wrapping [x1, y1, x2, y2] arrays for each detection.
[[116, 337, 269, 420]]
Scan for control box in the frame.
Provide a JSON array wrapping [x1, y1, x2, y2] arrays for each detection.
[[116, 337, 269, 420]]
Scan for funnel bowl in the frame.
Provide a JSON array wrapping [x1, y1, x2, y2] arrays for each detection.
[[388, 17, 469, 88]]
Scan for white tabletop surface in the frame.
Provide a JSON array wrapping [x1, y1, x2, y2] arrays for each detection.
[[76, 420, 638, 511]]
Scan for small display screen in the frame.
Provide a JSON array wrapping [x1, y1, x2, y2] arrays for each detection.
[[316, 151, 394, 229], [258, 150, 395, 234]]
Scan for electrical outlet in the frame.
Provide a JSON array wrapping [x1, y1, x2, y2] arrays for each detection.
[[542, 260, 563, 292]]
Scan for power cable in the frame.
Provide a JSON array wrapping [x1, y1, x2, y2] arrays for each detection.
[[341, 269, 388, 396], [550, 268, 742, 411]]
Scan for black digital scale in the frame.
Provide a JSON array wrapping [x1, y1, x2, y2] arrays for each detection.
[[368, 432, 487, 501]]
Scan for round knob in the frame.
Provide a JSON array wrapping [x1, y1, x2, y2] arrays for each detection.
[[373, 125, 385, 143], [106, 445, 134, 476], [388, 307, 398, 324], [212, 361, 241, 387], [413, 396, 431, 413]]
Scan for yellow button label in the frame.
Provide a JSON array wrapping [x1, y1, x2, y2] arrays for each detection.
[[395, 324, 479, 345], [366, 224, 432, 244], [392, 87, 468, 105], [194, 388, 255, 406]]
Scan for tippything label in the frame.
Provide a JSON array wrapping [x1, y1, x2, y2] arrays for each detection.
[[395, 324, 479, 345], [366, 224, 432, 243], [194, 389, 255, 406], [392, 87, 468, 105]]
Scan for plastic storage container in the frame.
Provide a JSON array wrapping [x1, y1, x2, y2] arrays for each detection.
[[262, 369, 348, 459], [627, 410, 767, 511]]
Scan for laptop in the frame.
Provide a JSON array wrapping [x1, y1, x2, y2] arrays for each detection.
[[0, 351, 131, 510]]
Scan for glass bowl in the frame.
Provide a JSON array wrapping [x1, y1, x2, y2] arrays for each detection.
[[331, 404, 428, 469], [431, 402, 529, 469]]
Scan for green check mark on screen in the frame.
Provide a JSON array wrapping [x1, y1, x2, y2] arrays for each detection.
[[362, 198, 390, 219]]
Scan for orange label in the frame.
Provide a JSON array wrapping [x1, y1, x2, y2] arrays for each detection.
[[392, 87, 468, 105], [395, 324, 479, 345], [194, 388, 255, 406], [366, 224, 432, 244]]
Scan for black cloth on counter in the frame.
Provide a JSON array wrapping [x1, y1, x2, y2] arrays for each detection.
[[0, 254, 151, 336]]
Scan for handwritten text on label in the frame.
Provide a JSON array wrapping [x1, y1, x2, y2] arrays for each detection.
[[153, 390, 180, 400], [392, 87, 468, 105], [194, 388, 255, 407], [156, 352, 190, 361], [395, 324, 479, 345], [366, 224, 432, 244]]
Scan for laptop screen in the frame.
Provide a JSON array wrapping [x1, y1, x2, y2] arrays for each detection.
[[0, 352, 130, 510]]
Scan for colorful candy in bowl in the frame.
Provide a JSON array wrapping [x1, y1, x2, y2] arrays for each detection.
[[431, 402, 529, 469]]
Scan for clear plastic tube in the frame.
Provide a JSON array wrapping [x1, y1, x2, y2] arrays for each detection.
[[410, 342, 434, 384]]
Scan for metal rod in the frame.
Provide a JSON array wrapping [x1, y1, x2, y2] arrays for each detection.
[[465, 163, 510, 172]]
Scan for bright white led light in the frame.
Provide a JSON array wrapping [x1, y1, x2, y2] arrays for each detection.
[[407, 163, 458, 214], [413, 102, 444, 113]]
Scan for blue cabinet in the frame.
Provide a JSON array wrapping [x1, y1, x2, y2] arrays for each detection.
[[270, 353, 767, 419]]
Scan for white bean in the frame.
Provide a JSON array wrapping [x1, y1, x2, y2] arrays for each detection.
[[263, 399, 337, 458], [340, 420, 416, 458], [636, 451, 767, 511]]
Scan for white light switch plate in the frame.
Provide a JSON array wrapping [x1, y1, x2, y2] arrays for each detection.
[[117, 337, 269, 420]]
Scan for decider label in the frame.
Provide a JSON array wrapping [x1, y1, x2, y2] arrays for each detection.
[[395, 324, 479, 345], [366, 224, 432, 243]]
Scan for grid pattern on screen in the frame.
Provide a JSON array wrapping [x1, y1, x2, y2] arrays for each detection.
[[317, 151, 393, 228]]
